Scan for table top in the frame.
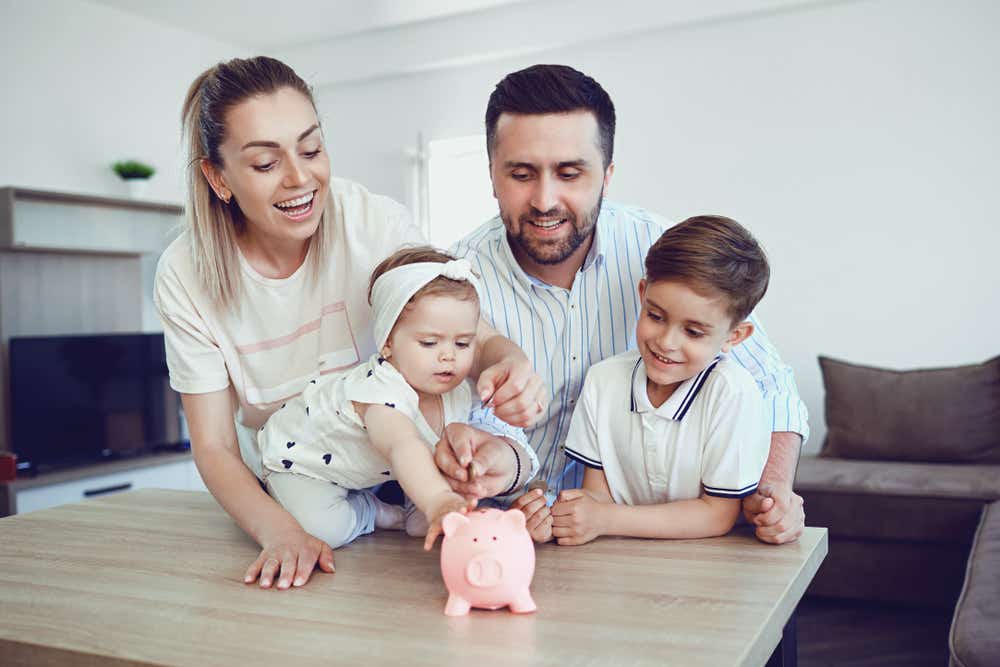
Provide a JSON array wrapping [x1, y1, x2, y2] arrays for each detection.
[[0, 489, 826, 666]]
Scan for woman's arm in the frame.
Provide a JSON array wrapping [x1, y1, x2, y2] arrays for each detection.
[[551, 467, 741, 545], [358, 403, 473, 549], [182, 390, 334, 588]]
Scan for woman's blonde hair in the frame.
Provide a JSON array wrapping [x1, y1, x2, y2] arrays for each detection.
[[180, 56, 333, 310]]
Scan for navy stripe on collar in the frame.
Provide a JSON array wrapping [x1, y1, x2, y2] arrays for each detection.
[[673, 357, 721, 421], [631, 355, 721, 421], [629, 358, 643, 412]]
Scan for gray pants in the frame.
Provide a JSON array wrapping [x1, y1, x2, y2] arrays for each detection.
[[265, 471, 378, 549]]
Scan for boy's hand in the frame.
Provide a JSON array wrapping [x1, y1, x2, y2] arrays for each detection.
[[551, 489, 606, 546], [742, 483, 805, 545], [477, 357, 548, 427], [510, 488, 553, 543], [423, 492, 477, 551]]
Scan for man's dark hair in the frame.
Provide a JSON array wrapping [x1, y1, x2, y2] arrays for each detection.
[[485, 64, 616, 168]]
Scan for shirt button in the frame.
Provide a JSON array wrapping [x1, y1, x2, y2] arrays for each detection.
[[570, 304, 576, 309], [571, 355, 577, 361]]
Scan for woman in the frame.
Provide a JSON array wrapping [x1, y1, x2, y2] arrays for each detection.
[[154, 56, 544, 590]]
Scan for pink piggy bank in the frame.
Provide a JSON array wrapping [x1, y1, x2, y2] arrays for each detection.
[[440, 508, 537, 616]]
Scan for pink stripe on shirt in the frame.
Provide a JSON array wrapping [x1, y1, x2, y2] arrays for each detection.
[[235, 302, 347, 355]]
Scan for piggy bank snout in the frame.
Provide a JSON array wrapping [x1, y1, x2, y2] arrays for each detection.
[[465, 555, 503, 588]]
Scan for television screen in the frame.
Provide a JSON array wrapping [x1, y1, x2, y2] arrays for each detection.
[[8, 333, 188, 474]]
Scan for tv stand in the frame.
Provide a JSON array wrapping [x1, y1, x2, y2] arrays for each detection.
[[0, 451, 206, 517]]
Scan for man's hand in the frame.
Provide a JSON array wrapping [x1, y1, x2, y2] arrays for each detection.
[[551, 489, 606, 546], [510, 488, 553, 543], [477, 357, 547, 428], [742, 483, 805, 544], [434, 423, 519, 499], [247, 525, 335, 589]]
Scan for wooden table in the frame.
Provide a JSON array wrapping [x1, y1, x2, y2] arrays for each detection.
[[0, 489, 826, 666]]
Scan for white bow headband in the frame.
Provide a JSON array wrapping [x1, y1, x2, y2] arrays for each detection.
[[370, 258, 480, 351]]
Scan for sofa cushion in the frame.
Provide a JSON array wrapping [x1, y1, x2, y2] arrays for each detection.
[[796, 456, 1000, 502], [950, 501, 1000, 667], [819, 355, 1000, 463]]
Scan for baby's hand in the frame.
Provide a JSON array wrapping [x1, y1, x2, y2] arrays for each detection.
[[424, 493, 477, 551], [510, 487, 553, 543]]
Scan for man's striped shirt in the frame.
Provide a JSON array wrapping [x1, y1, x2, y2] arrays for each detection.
[[452, 201, 809, 494]]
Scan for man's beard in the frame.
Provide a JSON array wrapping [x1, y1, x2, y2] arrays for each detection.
[[504, 189, 604, 266]]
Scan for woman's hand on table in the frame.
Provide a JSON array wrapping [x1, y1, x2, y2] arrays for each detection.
[[245, 526, 335, 589]]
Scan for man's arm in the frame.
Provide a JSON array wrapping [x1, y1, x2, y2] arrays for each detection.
[[743, 432, 805, 544], [470, 317, 547, 427], [433, 422, 537, 499], [728, 315, 808, 544]]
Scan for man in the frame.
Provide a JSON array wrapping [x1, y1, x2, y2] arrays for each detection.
[[437, 64, 806, 544]]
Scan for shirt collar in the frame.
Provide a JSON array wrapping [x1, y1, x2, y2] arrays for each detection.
[[630, 355, 721, 421]]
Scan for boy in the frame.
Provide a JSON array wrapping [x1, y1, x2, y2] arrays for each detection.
[[521, 215, 772, 544]]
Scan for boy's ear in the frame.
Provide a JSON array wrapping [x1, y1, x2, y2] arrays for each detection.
[[637, 277, 647, 303], [721, 320, 754, 353]]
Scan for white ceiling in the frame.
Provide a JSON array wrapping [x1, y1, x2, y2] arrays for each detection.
[[87, 0, 534, 49]]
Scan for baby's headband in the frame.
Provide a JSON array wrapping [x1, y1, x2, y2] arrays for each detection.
[[371, 258, 480, 351]]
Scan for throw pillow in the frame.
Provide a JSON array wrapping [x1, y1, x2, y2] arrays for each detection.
[[819, 355, 1000, 463]]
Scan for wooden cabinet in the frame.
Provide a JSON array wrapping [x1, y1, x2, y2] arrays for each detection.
[[0, 453, 207, 517], [0, 187, 181, 254]]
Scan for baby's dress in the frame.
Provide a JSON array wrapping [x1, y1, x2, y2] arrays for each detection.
[[260, 353, 472, 487]]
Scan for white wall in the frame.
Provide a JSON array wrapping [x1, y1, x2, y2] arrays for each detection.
[[1, 0, 247, 333], [0, 0, 244, 203], [313, 0, 1000, 451]]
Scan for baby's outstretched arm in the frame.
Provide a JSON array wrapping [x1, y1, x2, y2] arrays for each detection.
[[359, 403, 475, 549]]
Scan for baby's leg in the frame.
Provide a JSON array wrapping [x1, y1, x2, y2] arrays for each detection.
[[266, 472, 371, 549], [404, 497, 430, 537]]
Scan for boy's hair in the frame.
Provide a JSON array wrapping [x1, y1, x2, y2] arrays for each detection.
[[367, 246, 479, 308], [645, 216, 770, 324], [485, 64, 616, 168]]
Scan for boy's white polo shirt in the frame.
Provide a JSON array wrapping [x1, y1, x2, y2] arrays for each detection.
[[563, 350, 769, 506]]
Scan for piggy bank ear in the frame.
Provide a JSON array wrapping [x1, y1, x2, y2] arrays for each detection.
[[501, 509, 527, 531], [442, 512, 470, 537]]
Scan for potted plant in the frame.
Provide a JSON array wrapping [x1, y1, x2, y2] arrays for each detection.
[[112, 160, 156, 199]]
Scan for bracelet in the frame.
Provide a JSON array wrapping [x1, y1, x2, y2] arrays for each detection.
[[499, 440, 522, 497]]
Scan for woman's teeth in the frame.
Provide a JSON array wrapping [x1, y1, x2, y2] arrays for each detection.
[[274, 191, 315, 212]]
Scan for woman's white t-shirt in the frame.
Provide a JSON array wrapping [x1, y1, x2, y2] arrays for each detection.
[[153, 178, 423, 476]]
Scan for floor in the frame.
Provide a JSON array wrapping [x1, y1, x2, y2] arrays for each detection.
[[796, 596, 954, 666]]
